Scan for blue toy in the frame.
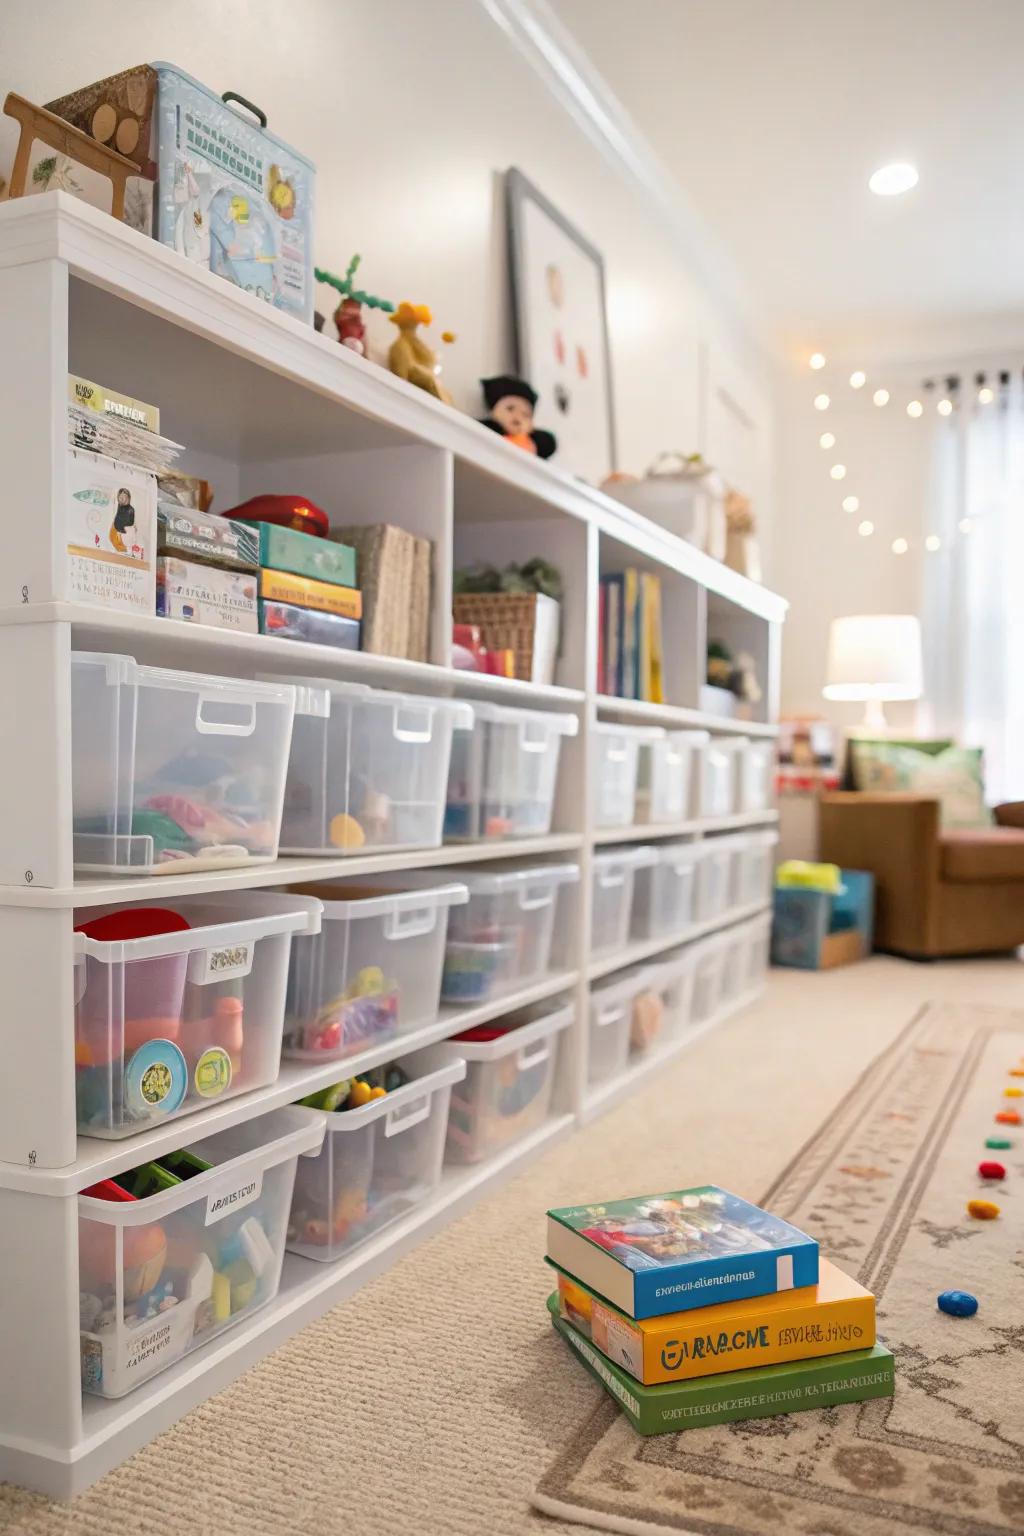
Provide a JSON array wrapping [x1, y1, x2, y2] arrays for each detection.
[[937, 1290, 978, 1318]]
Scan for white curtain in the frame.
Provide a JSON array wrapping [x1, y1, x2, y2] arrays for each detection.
[[923, 374, 1024, 804]]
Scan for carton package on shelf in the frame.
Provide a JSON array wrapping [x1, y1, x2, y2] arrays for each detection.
[[258, 568, 362, 620], [258, 599, 360, 650], [157, 505, 259, 572], [156, 556, 258, 632], [330, 523, 431, 661], [244, 521, 356, 589], [67, 447, 157, 615]]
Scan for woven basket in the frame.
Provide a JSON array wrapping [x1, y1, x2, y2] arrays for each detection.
[[452, 592, 558, 684]]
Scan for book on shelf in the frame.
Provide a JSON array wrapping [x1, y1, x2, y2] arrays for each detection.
[[330, 523, 431, 659], [257, 567, 362, 619], [551, 1256, 875, 1384], [599, 568, 665, 701], [622, 567, 639, 700], [546, 1186, 818, 1320], [67, 374, 184, 476], [547, 1295, 894, 1436]]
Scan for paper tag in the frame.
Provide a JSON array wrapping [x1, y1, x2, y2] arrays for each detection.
[[189, 941, 254, 984], [205, 1170, 263, 1225], [776, 1254, 794, 1291]]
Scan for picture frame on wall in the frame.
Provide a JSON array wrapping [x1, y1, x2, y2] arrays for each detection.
[[506, 167, 617, 485]]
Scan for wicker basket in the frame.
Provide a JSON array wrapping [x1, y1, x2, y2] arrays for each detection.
[[452, 592, 559, 684]]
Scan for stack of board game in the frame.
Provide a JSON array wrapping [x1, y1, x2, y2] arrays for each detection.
[[546, 1186, 894, 1436], [598, 569, 665, 703], [253, 523, 361, 650], [156, 504, 260, 631]]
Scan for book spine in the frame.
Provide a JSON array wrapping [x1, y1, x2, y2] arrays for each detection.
[[623, 569, 639, 699], [258, 568, 363, 618], [636, 1293, 874, 1384], [632, 1243, 819, 1319], [605, 575, 624, 696], [554, 1315, 644, 1433], [597, 581, 607, 696], [647, 574, 665, 705]]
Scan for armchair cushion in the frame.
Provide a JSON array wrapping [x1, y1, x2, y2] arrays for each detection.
[[848, 741, 991, 829], [940, 826, 1024, 882], [994, 801, 1024, 830]]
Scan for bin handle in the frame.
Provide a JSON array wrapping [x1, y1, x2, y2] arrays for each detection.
[[383, 1093, 432, 1137], [604, 744, 629, 763], [386, 904, 438, 941], [517, 886, 554, 913], [596, 1004, 627, 1029], [595, 868, 626, 890], [72, 948, 87, 1007], [516, 1039, 551, 1071], [221, 90, 268, 129], [518, 720, 551, 754], [195, 694, 257, 737], [391, 703, 435, 745]]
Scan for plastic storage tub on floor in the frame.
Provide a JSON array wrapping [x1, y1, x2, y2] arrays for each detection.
[[268, 676, 472, 855], [71, 652, 296, 876], [591, 723, 661, 829], [697, 736, 746, 820], [590, 846, 657, 955], [635, 730, 708, 825], [739, 741, 776, 814], [77, 1107, 325, 1398], [74, 892, 321, 1138], [740, 830, 779, 908], [444, 701, 578, 841], [631, 841, 701, 940], [444, 1000, 572, 1164], [286, 1047, 466, 1263], [282, 881, 468, 1061], [691, 934, 728, 1023]]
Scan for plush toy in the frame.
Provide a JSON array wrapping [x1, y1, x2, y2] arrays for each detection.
[[479, 376, 556, 459]]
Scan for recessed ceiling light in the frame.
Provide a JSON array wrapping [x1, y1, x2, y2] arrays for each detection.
[[819, 431, 836, 449], [869, 162, 919, 196], [849, 370, 867, 389], [873, 389, 890, 406], [907, 400, 924, 418], [937, 398, 953, 416], [830, 464, 847, 480], [892, 537, 909, 554], [842, 495, 859, 512], [858, 520, 874, 537], [925, 535, 941, 551], [809, 352, 826, 370], [814, 394, 830, 411]]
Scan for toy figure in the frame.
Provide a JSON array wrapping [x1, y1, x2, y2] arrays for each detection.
[[479, 376, 556, 459], [314, 256, 394, 356], [388, 302, 453, 402]]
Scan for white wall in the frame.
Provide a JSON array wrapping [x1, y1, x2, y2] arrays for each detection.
[[0, 0, 778, 528]]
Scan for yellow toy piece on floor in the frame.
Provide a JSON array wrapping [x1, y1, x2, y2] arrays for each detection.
[[776, 860, 843, 893]]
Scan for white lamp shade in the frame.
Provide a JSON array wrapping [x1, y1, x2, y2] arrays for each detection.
[[823, 614, 923, 701]]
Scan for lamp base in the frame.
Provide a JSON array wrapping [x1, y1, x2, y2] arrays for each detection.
[[860, 698, 889, 731]]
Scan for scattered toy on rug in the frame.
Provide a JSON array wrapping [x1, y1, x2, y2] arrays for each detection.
[[977, 1161, 1006, 1180], [937, 1290, 978, 1318], [966, 1198, 1000, 1220]]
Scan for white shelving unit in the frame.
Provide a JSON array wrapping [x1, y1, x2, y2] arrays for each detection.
[[0, 192, 786, 1497]]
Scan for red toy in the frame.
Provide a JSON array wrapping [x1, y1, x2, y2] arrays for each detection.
[[221, 494, 330, 538]]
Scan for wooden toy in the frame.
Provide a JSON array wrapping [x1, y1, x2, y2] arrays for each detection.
[[2, 91, 138, 220], [314, 256, 394, 354]]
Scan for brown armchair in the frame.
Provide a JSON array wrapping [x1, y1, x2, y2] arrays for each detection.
[[818, 793, 1024, 958]]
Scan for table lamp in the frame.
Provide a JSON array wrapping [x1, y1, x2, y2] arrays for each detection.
[[822, 614, 922, 729]]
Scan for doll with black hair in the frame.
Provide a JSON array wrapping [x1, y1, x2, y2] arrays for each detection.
[[109, 486, 136, 554], [479, 376, 557, 459]]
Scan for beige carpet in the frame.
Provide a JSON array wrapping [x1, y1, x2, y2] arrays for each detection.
[[2, 956, 1023, 1536]]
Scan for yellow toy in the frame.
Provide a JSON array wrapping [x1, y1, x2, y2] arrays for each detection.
[[388, 301, 455, 402]]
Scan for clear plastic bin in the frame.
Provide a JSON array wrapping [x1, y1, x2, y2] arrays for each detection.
[[635, 730, 708, 824], [691, 935, 728, 1023], [740, 911, 773, 990], [589, 966, 664, 1082], [739, 741, 776, 814], [741, 830, 779, 908], [651, 947, 698, 1044], [443, 701, 577, 841], [74, 892, 321, 1138], [443, 1000, 571, 1164], [266, 676, 472, 855], [698, 736, 745, 820], [71, 652, 296, 876], [718, 925, 750, 1006], [696, 838, 737, 922], [591, 723, 661, 829], [632, 841, 701, 940], [590, 846, 658, 955], [283, 881, 468, 1061], [439, 863, 579, 1003], [77, 1107, 325, 1398], [286, 1046, 466, 1263]]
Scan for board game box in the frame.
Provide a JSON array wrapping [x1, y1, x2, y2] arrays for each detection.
[[547, 1186, 818, 1319]]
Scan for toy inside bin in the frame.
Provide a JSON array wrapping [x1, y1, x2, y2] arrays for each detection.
[[443, 700, 578, 841], [771, 866, 874, 970]]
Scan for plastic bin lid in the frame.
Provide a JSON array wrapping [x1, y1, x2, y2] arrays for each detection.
[[258, 673, 473, 727], [291, 879, 468, 917], [662, 728, 711, 746], [590, 963, 656, 1003], [592, 845, 659, 872], [448, 1000, 573, 1059], [74, 651, 297, 704], [654, 840, 702, 867], [592, 720, 664, 741], [364, 862, 579, 896], [460, 699, 579, 736]]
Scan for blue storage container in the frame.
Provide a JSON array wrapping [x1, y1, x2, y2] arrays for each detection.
[[152, 64, 315, 323], [771, 869, 874, 970]]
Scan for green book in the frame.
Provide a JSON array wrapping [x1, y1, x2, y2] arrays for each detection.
[[546, 1295, 894, 1436], [243, 521, 357, 589]]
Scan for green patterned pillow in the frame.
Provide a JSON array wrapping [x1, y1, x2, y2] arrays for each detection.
[[850, 742, 991, 828]]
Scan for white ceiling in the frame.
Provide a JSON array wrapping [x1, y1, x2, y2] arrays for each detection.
[[550, 0, 1024, 348]]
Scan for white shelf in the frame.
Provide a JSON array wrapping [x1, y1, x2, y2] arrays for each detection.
[[0, 834, 585, 910], [591, 810, 779, 845], [595, 695, 780, 737], [0, 970, 577, 1196], [587, 900, 772, 980], [5, 1114, 574, 1498], [582, 982, 765, 1122]]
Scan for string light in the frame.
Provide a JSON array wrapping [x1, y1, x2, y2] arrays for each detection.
[[814, 394, 830, 411], [858, 520, 874, 536], [873, 389, 890, 406], [819, 431, 836, 448], [906, 400, 924, 418], [892, 537, 909, 554], [809, 352, 826, 370], [830, 464, 847, 480], [842, 495, 859, 512], [959, 517, 972, 533], [849, 370, 867, 389], [978, 385, 995, 405], [925, 535, 941, 551], [937, 398, 953, 416]]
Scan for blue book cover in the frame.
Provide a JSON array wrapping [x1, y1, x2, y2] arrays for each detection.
[[547, 1186, 819, 1320]]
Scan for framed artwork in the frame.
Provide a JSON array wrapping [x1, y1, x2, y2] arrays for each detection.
[[506, 167, 617, 484]]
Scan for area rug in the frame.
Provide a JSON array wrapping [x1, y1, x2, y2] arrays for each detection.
[[533, 1001, 1024, 1536]]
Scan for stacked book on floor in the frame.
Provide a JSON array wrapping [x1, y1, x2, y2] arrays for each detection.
[[546, 1185, 893, 1435]]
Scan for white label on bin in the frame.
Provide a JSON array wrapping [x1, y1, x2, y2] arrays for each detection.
[[123, 1315, 181, 1376], [191, 941, 253, 984], [205, 1170, 263, 1225]]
